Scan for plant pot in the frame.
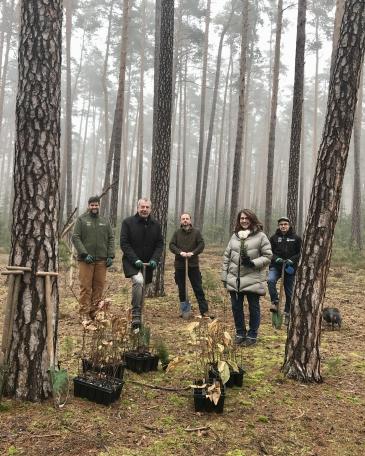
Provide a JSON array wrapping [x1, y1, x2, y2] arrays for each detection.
[[124, 351, 159, 374], [73, 376, 124, 406], [207, 363, 220, 382], [226, 367, 244, 388], [192, 380, 225, 414], [82, 358, 125, 379]]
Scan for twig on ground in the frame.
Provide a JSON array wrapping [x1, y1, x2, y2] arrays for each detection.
[[184, 425, 210, 432], [128, 379, 190, 392]]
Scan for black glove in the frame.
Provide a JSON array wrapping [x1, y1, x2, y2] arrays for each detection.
[[241, 256, 255, 268]]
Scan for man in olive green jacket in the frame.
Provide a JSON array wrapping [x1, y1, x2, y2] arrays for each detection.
[[72, 196, 115, 319]]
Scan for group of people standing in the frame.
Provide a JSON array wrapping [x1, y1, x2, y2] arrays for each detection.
[[71, 196, 301, 346]]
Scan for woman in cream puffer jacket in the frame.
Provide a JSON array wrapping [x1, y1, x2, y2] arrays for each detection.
[[222, 209, 272, 346]]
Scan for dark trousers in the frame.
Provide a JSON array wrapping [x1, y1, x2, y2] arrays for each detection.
[[174, 267, 208, 315], [229, 291, 260, 340], [267, 266, 295, 313]]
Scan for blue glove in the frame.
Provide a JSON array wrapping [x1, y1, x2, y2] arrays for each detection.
[[135, 260, 143, 269], [106, 257, 113, 268], [275, 257, 284, 264], [149, 260, 157, 269], [286, 259, 293, 265], [84, 255, 94, 264]]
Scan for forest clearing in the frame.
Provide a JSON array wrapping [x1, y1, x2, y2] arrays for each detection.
[[1, 249, 365, 456]]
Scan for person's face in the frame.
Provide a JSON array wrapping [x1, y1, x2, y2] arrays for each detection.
[[240, 213, 251, 230], [88, 201, 100, 215], [180, 214, 191, 226], [279, 221, 290, 234], [137, 200, 151, 218]]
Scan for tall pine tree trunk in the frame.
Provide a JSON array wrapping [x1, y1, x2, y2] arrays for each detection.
[[283, 0, 365, 382], [6, 0, 62, 401]]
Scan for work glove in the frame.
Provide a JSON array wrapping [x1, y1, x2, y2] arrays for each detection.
[[275, 257, 284, 264], [106, 257, 113, 268], [286, 259, 294, 265], [149, 260, 157, 269], [84, 255, 94, 264], [135, 260, 143, 269], [241, 256, 255, 268]]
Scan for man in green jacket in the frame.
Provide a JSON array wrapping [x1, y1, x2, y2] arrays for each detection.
[[72, 196, 115, 320], [169, 213, 210, 318]]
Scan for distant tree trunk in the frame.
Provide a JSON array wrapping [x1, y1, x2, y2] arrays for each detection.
[[286, 0, 306, 229], [199, 11, 233, 230], [137, 0, 146, 198], [297, 103, 306, 236], [76, 91, 91, 210], [215, 52, 232, 226], [283, 0, 365, 382], [174, 69, 183, 223], [193, 0, 211, 227], [150, 0, 174, 296], [0, 0, 15, 139], [311, 13, 320, 170], [7, 0, 62, 401], [264, 0, 283, 233], [102, 0, 115, 162], [181, 56, 187, 212], [229, 0, 249, 232], [65, 0, 73, 217], [350, 68, 363, 250], [104, 0, 130, 226]]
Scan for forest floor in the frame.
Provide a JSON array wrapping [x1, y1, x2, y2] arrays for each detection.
[[0, 247, 365, 456]]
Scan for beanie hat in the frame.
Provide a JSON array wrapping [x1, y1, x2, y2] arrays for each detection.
[[277, 216, 290, 224]]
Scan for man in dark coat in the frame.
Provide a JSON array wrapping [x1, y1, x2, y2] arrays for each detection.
[[267, 217, 301, 325], [120, 198, 163, 329], [169, 213, 209, 318]]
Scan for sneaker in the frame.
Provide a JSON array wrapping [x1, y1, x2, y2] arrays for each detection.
[[131, 318, 141, 330], [235, 335, 246, 345], [270, 301, 279, 313], [243, 337, 256, 347], [284, 312, 290, 326]]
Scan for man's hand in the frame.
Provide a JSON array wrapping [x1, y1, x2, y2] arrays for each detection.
[[180, 251, 187, 257], [149, 260, 157, 269], [186, 252, 194, 257], [84, 255, 94, 264], [135, 260, 143, 269], [275, 257, 284, 264], [106, 257, 113, 268]]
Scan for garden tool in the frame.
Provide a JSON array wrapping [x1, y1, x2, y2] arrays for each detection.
[[140, 263, 150, 326], [36, 271, 68, 407], [181, 257, 192, 319], [271, 262, 285, 329], [0, 267, 30, 399]]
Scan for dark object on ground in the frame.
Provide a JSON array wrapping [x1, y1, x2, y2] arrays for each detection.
[[73, 376, 124, 405], [193, 380, 225, 413], [225, 367, 244, 388], [82, 359, 125, 379], [124, 351, 159, 373], [322, 307, 342, 330]]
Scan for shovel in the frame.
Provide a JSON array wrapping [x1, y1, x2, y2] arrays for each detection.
[[181, 257, 192, 319], [271, 262, 285, 329]]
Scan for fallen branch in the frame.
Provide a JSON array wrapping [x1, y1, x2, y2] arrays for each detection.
[[184, 426, 210, 432], [128, 379, 190, 392]]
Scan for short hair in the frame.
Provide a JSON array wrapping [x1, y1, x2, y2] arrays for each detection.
[[180, 212, 192, 219], [88, 195, 100, 204], [137, 197, 151, 207]]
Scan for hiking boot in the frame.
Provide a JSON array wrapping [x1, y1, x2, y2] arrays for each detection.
[[284, 312, 290, 326], [235, 334, 246, 345], [270, 301, 279, 313], [131, 317, 141, 331], [243, 337, 257, 347]]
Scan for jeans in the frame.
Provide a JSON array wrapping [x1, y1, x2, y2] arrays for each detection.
[[131, 272, 144, 320], [267, 267, 295, 313], [229, 291, 260, 340], [174, 267, 208, 315]]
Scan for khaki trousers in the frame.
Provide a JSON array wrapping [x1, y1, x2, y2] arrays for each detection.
[[78, 260, 107, 316]]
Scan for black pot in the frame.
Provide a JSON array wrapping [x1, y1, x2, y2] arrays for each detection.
[[73, 376, 124, 406], [124, 351, 160, 374], [226, 367, 244, 388], [82, 359, 125, 379], [207, 363, 220, 382], [193, 379, 225, 414]]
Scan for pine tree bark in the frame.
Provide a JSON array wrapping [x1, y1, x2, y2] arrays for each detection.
[[286, 0, 307, 229], [150, 0, 174, 296], [229, 0, 249, 232], [137, 0, 146, 199], [283, 0, 365, 382], [7, 0, 62, 401], [264, 0, 283, 232], [65, 0, 73, 217]]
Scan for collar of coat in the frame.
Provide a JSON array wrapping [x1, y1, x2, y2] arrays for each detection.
[[134, 213, 157, 224]]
